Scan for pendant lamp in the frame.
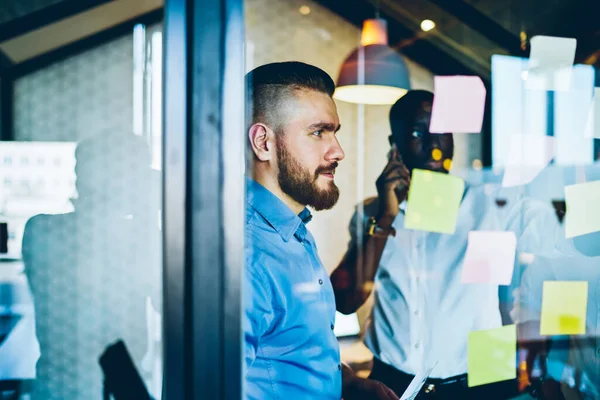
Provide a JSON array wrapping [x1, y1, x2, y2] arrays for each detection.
[[334, 18, 411, 105]]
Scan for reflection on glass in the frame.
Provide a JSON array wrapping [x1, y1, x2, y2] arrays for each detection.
[[1, 20, 163, 400]]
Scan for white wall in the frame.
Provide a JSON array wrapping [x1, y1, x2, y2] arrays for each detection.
[[247, 0, 446, 273]]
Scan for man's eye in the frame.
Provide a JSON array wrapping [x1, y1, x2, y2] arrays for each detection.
[[412, 130, 423, 139], [312, 130, 323, 137]]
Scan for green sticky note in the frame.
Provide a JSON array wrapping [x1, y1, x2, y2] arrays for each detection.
[[404, 169, 464, 234], [565, 181, 600, 238], [540, 281, 588, 335], [468, 325, 517, 387]]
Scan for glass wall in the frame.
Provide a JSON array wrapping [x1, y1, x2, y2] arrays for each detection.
[[243, 0, 600, 399], [0, 18, 164, 400]]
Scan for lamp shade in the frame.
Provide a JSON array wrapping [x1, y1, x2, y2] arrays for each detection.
[[334, 44, 411, 105]]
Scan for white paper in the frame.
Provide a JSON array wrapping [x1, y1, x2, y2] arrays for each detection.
[[501, 134, 555, 187], [399, 362, 438, 400], [584, 88, 600, 139], [526, 36, 576, 91]]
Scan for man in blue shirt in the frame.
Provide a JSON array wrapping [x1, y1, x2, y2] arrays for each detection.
[[244, 61, 398, 400]]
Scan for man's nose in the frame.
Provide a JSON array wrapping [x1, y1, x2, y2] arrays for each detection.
[[326, 136, 345, 162]]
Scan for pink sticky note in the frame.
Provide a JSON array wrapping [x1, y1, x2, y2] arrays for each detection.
[[502, 135, 555, 187], [462, 231, 517, 285], [429, 76, 486, 134]]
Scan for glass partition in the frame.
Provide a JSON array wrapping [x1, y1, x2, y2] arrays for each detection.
[[0, 17, 164, 400], [242, 1, 600, 399]]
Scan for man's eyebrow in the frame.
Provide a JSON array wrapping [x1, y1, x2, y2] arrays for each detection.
[[308, 122, 342, 133]]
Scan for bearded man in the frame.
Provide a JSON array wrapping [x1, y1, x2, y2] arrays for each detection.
[[244, 62, 397, 400]]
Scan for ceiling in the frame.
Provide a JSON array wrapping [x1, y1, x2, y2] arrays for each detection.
[[0, 0, 597, 81], [0, 0, 162, 71], [314, 0, 600, 82]]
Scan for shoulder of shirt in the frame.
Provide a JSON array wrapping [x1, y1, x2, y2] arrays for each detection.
[[358, 196, 380, 218], [244, 206, 287, 273]]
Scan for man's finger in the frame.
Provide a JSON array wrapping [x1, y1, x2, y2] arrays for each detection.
[[375, 383, 397, 400], [382, 177, 410, 188], [381, 166, 410, 181]]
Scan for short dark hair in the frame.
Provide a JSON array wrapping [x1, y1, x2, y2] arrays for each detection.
[[389, 90, 434, 139], [246, 61, 335, 132]]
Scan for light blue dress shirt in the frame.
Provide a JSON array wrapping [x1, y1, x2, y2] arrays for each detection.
[[244, 178, 342, 400], [347, 184, 564, 378]]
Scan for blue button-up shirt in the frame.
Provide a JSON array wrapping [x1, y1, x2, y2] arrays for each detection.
[[244, 178, 341, 400]]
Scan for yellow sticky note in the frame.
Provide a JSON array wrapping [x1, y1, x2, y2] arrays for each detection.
[[468, 325, 517, 387], [565, 181, 600, 238], [404, 169, 464, 234], [540, 281, 587, 335]]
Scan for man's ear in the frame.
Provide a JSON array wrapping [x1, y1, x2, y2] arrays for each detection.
[[248, 123, 275, 161]]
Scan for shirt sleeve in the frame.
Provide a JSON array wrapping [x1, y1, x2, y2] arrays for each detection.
[[345, 198, 378, 254], [244, 257, 275, 373]]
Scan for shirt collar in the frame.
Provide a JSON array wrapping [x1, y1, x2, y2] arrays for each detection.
[[246, 177, 310, 242]]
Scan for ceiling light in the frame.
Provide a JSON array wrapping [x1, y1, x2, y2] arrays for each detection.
[[299, 6, 311, 15], [334, 18, 411, 105], [420, 19, 436, 32]]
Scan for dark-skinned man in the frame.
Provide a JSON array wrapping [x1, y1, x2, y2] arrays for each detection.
[[331, 90, 564, 399]]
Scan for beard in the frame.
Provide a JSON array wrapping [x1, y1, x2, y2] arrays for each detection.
[[276, 138, 340, 211]]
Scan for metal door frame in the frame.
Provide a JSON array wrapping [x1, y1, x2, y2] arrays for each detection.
[[162, 0, 245, 398]]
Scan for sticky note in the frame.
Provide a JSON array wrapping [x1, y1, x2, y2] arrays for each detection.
[[502, 134, 554, 187], [584, 88, 600, 139], [540, 281, 587, 335], [468, 325, 517, 387], [404, 169, 464, 234], [461, 231, 517, 285], [526, 36, 577, 92], [429, 75, 486, 134], [565, 181, 600, 238]]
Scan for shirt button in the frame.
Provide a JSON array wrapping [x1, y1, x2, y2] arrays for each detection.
[[414, 310, 419, 316], [338, 364, 342, 371], [318, 279, 323, 285], [330, 324, 335, 330], [597, 348, 600, 354], [414, 342, 420, 349]]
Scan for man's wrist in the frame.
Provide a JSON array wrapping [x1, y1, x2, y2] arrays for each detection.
[[375, 214, 395, 229], [366, 216, 396, 238]]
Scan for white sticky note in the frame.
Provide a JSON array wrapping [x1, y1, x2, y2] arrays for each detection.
[[399, 362, 438, 400], [461, 231, 517, 285], [584, 88, 600, 139], [526, 36, 577, 92], [502, 134, 555, 187], [429, 76, 486, 134], [565, 181, 600, 238]]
